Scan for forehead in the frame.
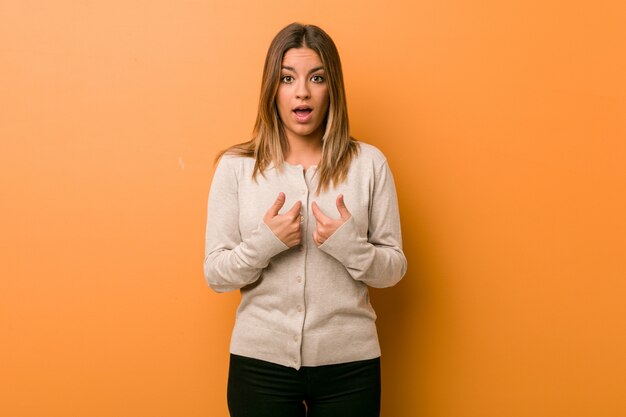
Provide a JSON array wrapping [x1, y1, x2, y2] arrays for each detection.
[[281, 47, 323, 69]]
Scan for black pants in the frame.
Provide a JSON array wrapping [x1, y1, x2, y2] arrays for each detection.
[[227, 354, 381, 417]]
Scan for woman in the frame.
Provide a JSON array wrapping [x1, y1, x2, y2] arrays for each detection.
[[204, 22, 407, 417]]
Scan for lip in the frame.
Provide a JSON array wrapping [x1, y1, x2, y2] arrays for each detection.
[[292, 106, 313, 123]]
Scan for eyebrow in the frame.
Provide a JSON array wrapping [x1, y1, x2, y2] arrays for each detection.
[[281, 65, 325, 75]]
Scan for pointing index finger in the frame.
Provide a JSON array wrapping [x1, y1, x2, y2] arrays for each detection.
[[266, 192, 286, 217], [311, 201, 329, 222], [287, 199, 302, 217], [336, 194, 352, 220]]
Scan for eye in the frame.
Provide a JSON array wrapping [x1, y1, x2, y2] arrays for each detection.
[[280, 75, 294, 84], [311, 75, 325, 83]]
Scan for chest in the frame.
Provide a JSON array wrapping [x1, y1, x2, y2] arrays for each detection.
[[237, 167, 373, 237]]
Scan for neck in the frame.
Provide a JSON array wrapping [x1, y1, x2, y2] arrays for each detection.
[[284, 132, 323, 166]]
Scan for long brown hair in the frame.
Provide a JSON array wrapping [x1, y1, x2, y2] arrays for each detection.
[[215, 22, 359, 195]]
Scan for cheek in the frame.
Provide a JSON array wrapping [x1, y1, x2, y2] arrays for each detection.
[[275, 92, 284, 107], [319, 86, 329, 105], [275, 91, 290, 118], [319, 91, 330, 115]]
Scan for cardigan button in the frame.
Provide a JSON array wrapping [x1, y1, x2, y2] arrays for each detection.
[[297, 305, 303, 313], [296, 276, 302, 283]]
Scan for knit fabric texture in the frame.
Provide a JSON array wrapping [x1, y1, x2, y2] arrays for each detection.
[[204, 141, 407, 369]]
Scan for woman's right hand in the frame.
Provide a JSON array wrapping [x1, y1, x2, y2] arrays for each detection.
[[263, 192, 302, 248]]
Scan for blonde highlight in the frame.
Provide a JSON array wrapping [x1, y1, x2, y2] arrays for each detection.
[[215, 23, 359, 195]]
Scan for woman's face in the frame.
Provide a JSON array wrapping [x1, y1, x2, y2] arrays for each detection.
[[276, 47, 330, 143]]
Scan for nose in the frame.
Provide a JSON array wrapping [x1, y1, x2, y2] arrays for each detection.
[[295, 79, 310, 99]]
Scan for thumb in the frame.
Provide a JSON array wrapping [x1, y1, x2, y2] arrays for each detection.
[[287, 199, 303, 217], [336, 194, 351, 220], [265, 192, 286, 218]]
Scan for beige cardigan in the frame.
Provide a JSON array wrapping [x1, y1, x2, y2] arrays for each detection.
[[204, 141, 407, 369]]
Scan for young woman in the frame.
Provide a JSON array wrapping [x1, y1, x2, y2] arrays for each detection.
[[204, 22, 407, 417]]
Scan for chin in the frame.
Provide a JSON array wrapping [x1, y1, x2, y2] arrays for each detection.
[[290, 126, 319, 138]]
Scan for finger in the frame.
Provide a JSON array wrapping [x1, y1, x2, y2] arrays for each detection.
[[312, 230, 321, 246], [336, 194, 352, 220], [265, 192, 286, 217], [287, 199, 303, 218], [311, 201, 330, 223]]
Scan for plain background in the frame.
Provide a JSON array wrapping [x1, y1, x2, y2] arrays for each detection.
[[1, 1, 625, 416]]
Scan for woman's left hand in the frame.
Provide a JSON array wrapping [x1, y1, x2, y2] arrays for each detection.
[[311, 194, 352, 246]]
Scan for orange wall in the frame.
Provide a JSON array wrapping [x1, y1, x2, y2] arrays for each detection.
[[1, 1, 625, 416]]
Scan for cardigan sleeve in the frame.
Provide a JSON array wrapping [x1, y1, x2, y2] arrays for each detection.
[[203, 156, 289, 293], [318, 159, 407, 288]]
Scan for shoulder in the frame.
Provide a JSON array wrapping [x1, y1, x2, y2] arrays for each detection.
[[353, 140, 388, 167], [215, 152, 255, 172], [210, 153, 257, 188]]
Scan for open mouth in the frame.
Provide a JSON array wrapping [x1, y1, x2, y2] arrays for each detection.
[[293, 106, 313, 122], [293, 106, 313, 116]]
